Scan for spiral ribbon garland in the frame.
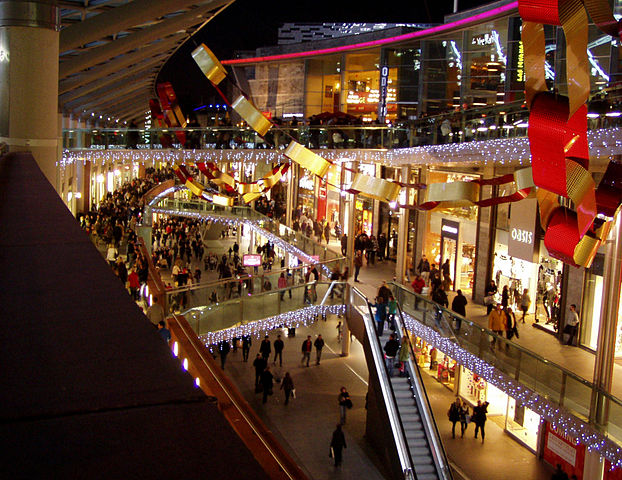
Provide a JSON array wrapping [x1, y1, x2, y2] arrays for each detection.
[[519, 0, 622, 267]]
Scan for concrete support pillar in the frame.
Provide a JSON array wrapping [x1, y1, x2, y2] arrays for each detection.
[[341, 321, 350, 356], [583, 450, 604, 480], [591, 213, 622, 427], [285, 163, 296, 228], [395, 166, 410, 285], [248, 229, 255, 254], [473, 165, 496, 303], [347, 194, 356, 274], [413, 167, 429, 277], [0, 2, 60, 189]]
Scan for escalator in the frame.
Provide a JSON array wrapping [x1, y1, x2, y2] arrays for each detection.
[[351, 287, 452, 480]]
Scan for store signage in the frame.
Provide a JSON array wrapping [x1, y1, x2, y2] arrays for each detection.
[[378, 65, 389, 122], [242, 254, 262, 267], [543, 422, 585, 480], [508, 197, 538, 263], [510, 227, 533, 245], [441, 219, 459, 240], [604, 459, 622, 480], [299, 176, 314, 191]]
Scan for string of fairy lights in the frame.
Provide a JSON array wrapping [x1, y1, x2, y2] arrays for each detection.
[[400, 311, 622, 468], [60, 126, 622, 168], [196, 304, 346, 346]]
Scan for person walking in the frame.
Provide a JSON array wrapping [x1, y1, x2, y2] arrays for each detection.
[[218, 340, 231, 370], [459, 400, 470, 438], [565, 304, 580, 346], [157, 320, 171, 344], [353, 250, 363, 282], [338, 386, 351, 425], [451, 289, 468, 332], [472, 400, 489, 443], [448, 398, 461, 438], [330, 424, 347, 467], [398, 335, 410, 376], [488, 303, 506, 349], [280, 372, 294, 405], [372, 296, 388, 336], [485, 280, 498, 315], [314, 334, 325, 365], [417, 255, 430, 285], [506, 307, 519, 342], [520, 289, 531, 323], [242, 335, 252, 362], [301, 335, 312, 367], [551, 464, 570, 480], [273, 334, 284, 366], [259, 335, 271, 361], [387, 295, 398, 331], [260, 366, 274, 404], [383, 333, 400, 377], [253, 354, 267, 388]]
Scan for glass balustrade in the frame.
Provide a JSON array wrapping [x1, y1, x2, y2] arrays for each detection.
[[390, 282, 622, 444], [62, 97, 622, 151], [182, 282, 344, 336]]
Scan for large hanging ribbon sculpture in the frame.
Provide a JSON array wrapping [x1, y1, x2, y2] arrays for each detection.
[[519, 0, 622, 267], [190, 44, 538, 210], [156, 82, 187, 146]]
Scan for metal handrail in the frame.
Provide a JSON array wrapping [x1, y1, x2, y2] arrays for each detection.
[[396, 301, 453, 480], [349, 287, 416, 479], [390, 282, 595, 388]]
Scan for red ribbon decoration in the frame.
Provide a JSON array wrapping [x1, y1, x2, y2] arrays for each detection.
[[156, 82, 186, 147]]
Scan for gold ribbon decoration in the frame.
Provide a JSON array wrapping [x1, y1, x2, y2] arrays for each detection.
[[192, 44, 228, 85], [213, 194, 235, 207], [231, 96, 272, 137], [283, 141, 331, 178], [349, 173, 402, 203], [519, 0, 589, 117], [420, 181, 481, 210]]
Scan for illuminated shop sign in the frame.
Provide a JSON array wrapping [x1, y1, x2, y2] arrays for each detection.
[[243, 254, 262, 267], [510, 227, 533, 245], [441, 219, 459, 240], [378, 65, 389, 122], [508, 198, 538, 262]]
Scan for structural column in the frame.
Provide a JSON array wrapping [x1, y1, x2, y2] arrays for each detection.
[[591, 213, 622, 427], [0, 1, 60, 188], [395, 165, 410, 285]]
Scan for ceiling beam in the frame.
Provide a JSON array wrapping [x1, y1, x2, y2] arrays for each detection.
[[59, 34, 183, 94], [59, 2, 226, 78], [70, 82, 151, 112], [60, 0, 218, 52], [60, 55, 166, 104], [62, 71, 154, 109]]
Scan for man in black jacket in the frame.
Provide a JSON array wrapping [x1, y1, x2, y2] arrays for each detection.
[[314, 334, 325, 365], [273, 334, 284, 366], [383, 333, 400, 377], [451, 289, 468, 332]]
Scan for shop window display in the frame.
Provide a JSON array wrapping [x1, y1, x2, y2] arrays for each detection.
[[422, 171, 478, 293]]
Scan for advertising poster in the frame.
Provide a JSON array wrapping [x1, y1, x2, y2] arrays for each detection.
[[543, 422, 585, 480]]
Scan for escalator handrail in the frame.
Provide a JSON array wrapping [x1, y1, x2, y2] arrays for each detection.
[[396, 302, 454, 480], [351, 287, 415, 479]]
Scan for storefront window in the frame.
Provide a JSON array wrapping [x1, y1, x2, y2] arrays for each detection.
[[386, 46, 421, 119], [305, 55, 343, 117], [419, 35, 462, 114], [422, 171, 478, 292], [463, 19, 509, 107], [344, 51, 392, 121]]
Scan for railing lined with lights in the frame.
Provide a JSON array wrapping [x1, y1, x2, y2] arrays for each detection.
[[390, 282, 622, 448], [62, 96, 622, 151]]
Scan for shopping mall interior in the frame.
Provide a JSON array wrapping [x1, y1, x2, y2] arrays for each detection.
[[2, 0, 622, 479]]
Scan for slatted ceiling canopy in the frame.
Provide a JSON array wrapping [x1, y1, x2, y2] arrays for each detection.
[[58, 0, 234, 122]]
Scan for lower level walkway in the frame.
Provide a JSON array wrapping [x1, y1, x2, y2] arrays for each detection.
[[220, 313, 553, 479]]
